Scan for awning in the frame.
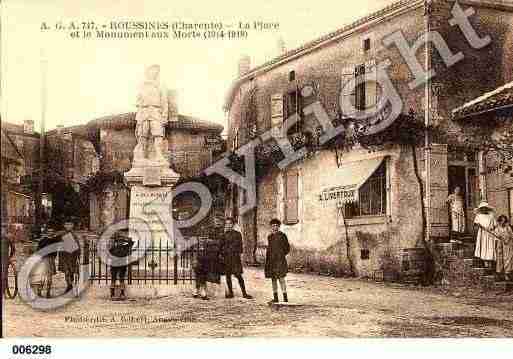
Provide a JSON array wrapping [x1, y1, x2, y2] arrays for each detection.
[[319, 157, 386, 205]]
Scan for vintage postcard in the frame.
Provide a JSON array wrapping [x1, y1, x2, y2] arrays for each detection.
[[1, 0, 513, 343]]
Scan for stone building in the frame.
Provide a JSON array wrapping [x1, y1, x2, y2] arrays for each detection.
[[1, 120, 39, 229], [453, 81, 513, 220], [224, 0, 513, 277], [43, 124, 99, 228]]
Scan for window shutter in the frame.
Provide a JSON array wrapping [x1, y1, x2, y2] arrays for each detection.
[[355, 64, 366, 111], [271, 93, 284, 137], [284, 168, 299, 224], [341, 65, 356, 115]]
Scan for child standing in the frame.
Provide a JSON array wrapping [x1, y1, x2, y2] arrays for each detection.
[[495, 215, 513, 281], [265, 219, 290, 303]]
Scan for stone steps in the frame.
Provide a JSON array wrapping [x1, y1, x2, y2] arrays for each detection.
[[495, 281, 513, 292], [434, 241, 512, 292]]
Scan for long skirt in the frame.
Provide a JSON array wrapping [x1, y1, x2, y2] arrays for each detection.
[[451, 210, 466, 233], [475, 229, 496, 261], [30, 257, 54, 287], [497, 242, 513, 274]]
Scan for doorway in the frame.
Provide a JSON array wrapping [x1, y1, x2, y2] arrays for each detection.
[[448, 165, 480, 234]]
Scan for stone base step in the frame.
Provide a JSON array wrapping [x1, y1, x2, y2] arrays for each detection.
[[494, 281, 513, 292], [472, 267, 495, 277], [481, 275, 497, 289]]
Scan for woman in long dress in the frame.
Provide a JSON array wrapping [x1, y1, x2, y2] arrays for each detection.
[[31, 228, 58, 298], [495, 215, 513, 281], [474, 202, 497, 268], [447, 186, 466, 233]]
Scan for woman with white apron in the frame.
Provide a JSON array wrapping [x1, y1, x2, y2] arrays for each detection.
[[473, 202, 497, 268]]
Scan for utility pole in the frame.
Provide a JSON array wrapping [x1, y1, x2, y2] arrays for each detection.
[[424, 1, 432, 243], [37, 50, 47, 225]]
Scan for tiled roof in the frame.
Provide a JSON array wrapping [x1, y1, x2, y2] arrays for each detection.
[[452, 81, 513, 120], [87, 113, 223, 134], [45, 124, 89, 138], [0, 121, 40, 138], [1, 128, 24, 162]]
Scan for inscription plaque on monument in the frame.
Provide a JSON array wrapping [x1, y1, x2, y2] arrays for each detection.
[[129, 186, 173, 245]]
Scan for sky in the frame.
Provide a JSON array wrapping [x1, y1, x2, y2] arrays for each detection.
[[1, 0, 396, 132]]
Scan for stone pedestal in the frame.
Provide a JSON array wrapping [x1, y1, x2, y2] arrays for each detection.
[[124, 165, 180, 245], [124, 165, 179, 298]]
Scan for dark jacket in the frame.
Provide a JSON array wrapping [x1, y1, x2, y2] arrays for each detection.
[[57, 231, 81, 274], [1, 235, 15, 277], [265, 231, 290, 279], [195, 236, 222, 284], [221, 229, 243, 275], [109, 236, 134, 267]]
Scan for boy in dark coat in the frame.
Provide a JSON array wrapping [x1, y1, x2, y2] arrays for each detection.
[[265, 219, 290, 303], [109, 231, 134, 300], [221, 217, 252, 299], [57, 219, 81, 294]]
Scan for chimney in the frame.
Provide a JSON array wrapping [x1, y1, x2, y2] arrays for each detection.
[[167, 89, 179, 122], [23, 119, 34, 134], [277, 37, 287, 55], [238, 55, 251, 77]]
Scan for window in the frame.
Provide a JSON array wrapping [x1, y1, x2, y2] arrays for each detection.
[[344, 162, 387, 218], [289, 70, 296, 82], [361, 249, 370, 260], [363, 38, 371, 52], [286, 90, 303, 133], [341, 61, 376, 115], [355, 64, 366, 111], [284, 168, 299, 225]]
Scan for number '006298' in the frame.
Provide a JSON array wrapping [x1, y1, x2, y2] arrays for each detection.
[[11, 345, 52, 355]]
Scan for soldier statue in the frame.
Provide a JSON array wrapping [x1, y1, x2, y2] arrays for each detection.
[[133, 64, 169, 167]]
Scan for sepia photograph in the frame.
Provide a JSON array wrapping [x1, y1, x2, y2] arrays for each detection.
[[1, 0, 513, 346]]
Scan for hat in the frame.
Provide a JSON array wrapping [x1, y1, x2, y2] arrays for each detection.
[[476, 201, 494, 211], [270, 218, 282, 226]]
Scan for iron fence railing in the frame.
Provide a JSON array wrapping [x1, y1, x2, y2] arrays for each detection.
[[88, 236, 210, 285]]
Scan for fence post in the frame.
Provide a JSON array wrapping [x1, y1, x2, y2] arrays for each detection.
[[174, 239, 178, 285]]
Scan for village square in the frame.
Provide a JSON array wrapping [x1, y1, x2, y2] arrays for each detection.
[[2, 0, 513, 338]]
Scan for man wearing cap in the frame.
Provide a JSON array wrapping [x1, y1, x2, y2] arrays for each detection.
[[265, 218, 290, 303]]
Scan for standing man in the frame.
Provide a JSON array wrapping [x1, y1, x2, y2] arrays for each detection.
[[221, 217, 252, 299], [57, 218, 81, 294], [265, 219, 290, 303], [1, 223, 16, 295]]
